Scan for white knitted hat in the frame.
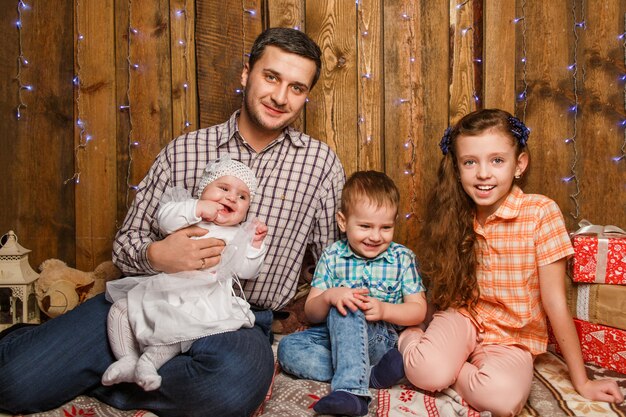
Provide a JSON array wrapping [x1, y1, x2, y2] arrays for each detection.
[[196, 155, 257, 199]]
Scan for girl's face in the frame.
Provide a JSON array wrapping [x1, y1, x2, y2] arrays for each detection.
[[455, 129, 528, 225], [200, 175, 251, 226]]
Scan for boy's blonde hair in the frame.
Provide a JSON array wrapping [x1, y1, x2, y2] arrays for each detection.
[[340, 171, 400, 217]]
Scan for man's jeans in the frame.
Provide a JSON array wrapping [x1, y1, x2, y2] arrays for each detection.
[[0, 294, 274, 417], [277, 307, 398, 397]]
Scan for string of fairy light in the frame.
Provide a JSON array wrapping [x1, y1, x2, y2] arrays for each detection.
[[14, 2, 620, 211], [176, 0, 193, 133], [242, 2, 256, 66], [65, 0, 92, 185], [401, 1, 418, 220], [120, 2, 196, 206], [123, 0, 138, 207], [455, 0, 481, 106], [356, 0, 373, 147], [562, 0, 586, 220], [14, 0, 32, 121], [353, 1, 430, 220], [235, 2, 257, 96], [616, 14, 626, 165], [514, 0, 528, 121]]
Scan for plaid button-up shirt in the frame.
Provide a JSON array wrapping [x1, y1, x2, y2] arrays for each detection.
[[470, 186, 574, 355], [113, 111, 345, 310], [311, 240, 425, 304]]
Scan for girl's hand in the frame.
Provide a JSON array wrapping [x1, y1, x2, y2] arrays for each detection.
[[325, 287, 369, 316], [196, 200, 223, 222], [540, 259, 624, 406], [576, 378, 624, 404], [354, 293, 385, 321], [251, 219, 268, 249]]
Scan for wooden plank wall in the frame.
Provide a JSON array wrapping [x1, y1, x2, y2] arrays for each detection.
[[0, 0, 624, 271], [0, 1, 76, 268]]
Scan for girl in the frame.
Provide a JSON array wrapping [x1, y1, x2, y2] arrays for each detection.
[[399, 109, 623, 416]]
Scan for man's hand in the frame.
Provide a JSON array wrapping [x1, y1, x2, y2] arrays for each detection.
[[147, 225, 226, 273], [196, 200, 224, 222]]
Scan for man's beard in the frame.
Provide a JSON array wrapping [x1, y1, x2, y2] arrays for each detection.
[[242, 87, 295, 133]]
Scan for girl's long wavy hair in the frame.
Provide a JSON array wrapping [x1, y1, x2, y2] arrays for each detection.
[[418, 109, 529, 312]]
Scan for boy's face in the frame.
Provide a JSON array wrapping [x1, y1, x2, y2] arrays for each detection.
[[200, 175, 251, 226], [336, 198, 396, 259]]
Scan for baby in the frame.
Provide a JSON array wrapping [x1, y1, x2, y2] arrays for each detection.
[[102, 156, 267, 391]]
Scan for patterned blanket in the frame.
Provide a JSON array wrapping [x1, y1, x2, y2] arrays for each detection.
[[6, 351, 626, 417], [254, 351, 626, 417]]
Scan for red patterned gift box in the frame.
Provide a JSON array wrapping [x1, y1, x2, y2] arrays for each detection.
[[571, 220, 626, 285], [550, 319, 626, 375]]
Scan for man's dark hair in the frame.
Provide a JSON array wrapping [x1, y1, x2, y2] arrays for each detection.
[[248, 27, 322, 89]]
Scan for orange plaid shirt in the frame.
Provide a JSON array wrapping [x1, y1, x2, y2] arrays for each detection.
[[468, 185, 574, 355]]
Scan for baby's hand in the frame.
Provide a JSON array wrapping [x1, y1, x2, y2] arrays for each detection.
[[196, 200, 224, 222], [251, 219, 268, 249]]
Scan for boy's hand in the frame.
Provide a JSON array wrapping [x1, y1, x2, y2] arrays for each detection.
[[354, 293, 386, 321], [196, 200, 224, 222], [325, 287, 369, 316], [251, 219, 268, 249]]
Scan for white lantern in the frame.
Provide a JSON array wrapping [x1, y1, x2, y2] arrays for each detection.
[[0, 230, 41, 330]]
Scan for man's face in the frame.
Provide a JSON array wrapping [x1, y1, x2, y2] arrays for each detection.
[[240, 45, 317, 135]]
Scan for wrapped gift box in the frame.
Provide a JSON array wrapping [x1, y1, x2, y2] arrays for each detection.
[[549, 319, 626, 375], [571, 221, 626, 285], [566, 278, 626, 331]]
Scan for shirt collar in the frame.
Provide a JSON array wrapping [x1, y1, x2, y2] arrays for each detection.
[[337, 239, 396, 263], [494, 184, 524, 219], [216, 111, 306, 148], [475, 184, 524, 227]]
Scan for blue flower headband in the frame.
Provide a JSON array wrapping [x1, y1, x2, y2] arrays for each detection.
[[439, 116, 530, 155], [439, 127, 453, 155]]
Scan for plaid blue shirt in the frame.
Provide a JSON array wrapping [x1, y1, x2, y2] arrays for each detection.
[[311, 240, 425, 304]]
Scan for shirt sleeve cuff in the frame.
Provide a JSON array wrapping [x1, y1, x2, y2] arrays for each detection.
[[247, 242, 268, 259], [140, 242, 160, 274]]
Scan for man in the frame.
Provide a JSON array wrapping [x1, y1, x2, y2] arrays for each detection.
[[0, 27, 345, 417]]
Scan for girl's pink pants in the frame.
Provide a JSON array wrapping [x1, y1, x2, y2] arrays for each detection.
[[398, 309, 534, 417]]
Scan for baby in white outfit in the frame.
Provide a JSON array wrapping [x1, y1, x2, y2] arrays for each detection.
[[102, 156, 268, 391]]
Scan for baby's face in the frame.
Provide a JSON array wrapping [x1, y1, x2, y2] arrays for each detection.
[[200, 175, 251, 226]]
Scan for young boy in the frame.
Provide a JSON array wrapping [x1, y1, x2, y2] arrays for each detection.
[[277, 171, 427, 416]]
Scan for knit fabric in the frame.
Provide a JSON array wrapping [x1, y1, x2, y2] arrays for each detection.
[[196, 155, 258, 198]]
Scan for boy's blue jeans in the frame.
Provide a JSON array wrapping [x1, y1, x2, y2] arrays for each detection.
[[277, 307, 398, 398], [0, 294, 274, 417]]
